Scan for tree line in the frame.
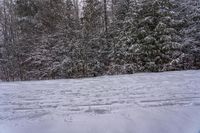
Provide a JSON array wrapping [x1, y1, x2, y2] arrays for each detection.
[[0, 0, 200, 81]]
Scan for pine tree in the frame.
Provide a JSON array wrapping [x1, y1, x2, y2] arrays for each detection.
[[58, 0, 82, 78], [114, 0, 130, 21], [15, 0, 71, 80], [78, 0, 104, 77], [14, 0, 38, 80], [0, 0, 200, 81], [117, 0, 184, 72], [107, 0, 134, 74], [177, 0, 200, 69], [82, 0, 103, 35]]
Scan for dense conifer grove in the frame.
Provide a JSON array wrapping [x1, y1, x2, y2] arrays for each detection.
[[0, 0, 200, 81]]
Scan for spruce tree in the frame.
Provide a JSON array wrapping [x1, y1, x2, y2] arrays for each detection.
[[177, 0, 200, 69], [80, 0, 104, 77], [118, 0, 184, 72]]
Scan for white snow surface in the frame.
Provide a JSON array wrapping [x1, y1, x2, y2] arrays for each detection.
[[0, 70, 200, 133]]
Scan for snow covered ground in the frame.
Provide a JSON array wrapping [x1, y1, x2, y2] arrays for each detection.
[[0, 70, 200, 133]]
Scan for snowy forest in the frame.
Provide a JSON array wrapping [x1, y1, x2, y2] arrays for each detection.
[[0, 0, 199, 81]]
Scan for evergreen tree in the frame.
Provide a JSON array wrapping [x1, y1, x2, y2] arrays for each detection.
[[0, 0, 200, 81], [82, 0, 103, 35], [79, 0, 104, 77], [176, 0, 200, 69], [15, 0, 73, 80], [116, 0, 184, 72], [14, 0, 39, 80]]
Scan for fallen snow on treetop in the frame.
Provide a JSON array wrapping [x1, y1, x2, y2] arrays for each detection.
[[0, 70, 200, 133]]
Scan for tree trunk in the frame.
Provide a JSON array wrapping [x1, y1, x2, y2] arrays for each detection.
[[104, 0, 108, 34]]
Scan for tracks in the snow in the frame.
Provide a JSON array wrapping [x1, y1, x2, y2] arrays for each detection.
[[0, 70, 200, 121]]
